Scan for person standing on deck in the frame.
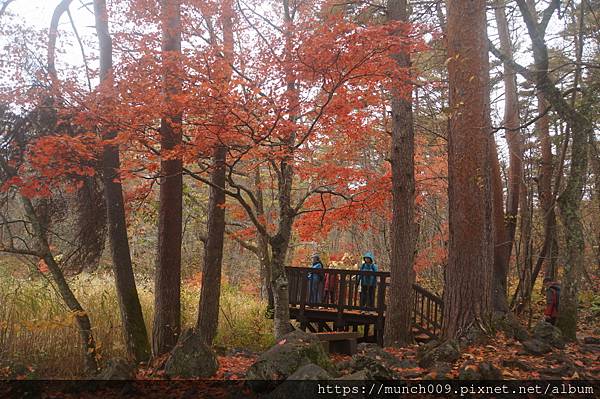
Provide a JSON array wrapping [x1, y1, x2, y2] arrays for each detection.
[[307, 254, 323, 305], [357, 251, 378, 310], [323, 263, 339, 304]]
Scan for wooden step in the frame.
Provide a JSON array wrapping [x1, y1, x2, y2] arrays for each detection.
[[315, 331, 360, 355], [315, 332, 361, 341]]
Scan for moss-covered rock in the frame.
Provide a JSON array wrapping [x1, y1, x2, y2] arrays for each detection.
[[347, 343, 402, 380], [458, 360, 501, 380], [417, 340, 460, 368], [287, 363, 331, 380], [533, 321, 565, 349], [246, 330, 333, 391], [495, 313, 529, 342], [96, 358, 135, 380], [522, 339, 551, 355], [164, 330, 219, 378]]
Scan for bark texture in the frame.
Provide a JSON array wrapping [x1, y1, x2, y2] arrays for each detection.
[[196, 0, 233, 346], [94, 0, 150, 362], [153, 0, 183, 356], [267, 0, 298, 340], [492, 0, 523, 313], [537, 92, 558, 281], [197, 145, 227, 345], [384, 0, 416, 347], [443, 0, 494, 338]]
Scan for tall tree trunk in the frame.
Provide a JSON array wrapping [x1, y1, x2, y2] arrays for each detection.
[[491, 0, 523, 313], [491, 0, 592, 339], [197, 145, 227, 345], [592, 135, 600, 269], [270, 161, 294, 340], [255, 167, 274, 309], [514, 179, 534, 313], [510, 93, 556, 310], [153, 0, 183, 356], [384, 0, 416, 347], [490, 144, 510, 314], [555, 1, 589, 340], [537, 92, 559, 280], [93, 0, 150, 362], [266, 0, 297, 341], [196, 0, 234, 346], [442, 0, 493, 338], [557, 125, 588, 340], [270, 240, 292, 340]]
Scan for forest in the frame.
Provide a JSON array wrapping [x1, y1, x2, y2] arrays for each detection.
[[0, 0, 599, 395]]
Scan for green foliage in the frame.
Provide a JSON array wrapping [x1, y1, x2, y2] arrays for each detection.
[[591, 299, 600, 317], [580, 290, 600, 317], [0, 266, 273, 378]]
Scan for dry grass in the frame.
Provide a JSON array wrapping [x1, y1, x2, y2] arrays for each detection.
[[0, 265, 273, 378]]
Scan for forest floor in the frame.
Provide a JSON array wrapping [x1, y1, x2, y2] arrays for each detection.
[[199, 296, 600, 381], [1, 262, 598, 385], [191, 332, 600, 382], [135, 300, 599, 381]]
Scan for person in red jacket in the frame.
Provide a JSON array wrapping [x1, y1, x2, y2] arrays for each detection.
[[323, 265, 339, 304], [543, 277, 560, 325]]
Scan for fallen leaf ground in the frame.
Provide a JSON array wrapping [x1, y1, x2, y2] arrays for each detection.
[[134, 331, 598, 382]]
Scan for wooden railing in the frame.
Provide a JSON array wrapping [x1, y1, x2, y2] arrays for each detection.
[[412, 283, 443, 338], [285, 266, 443, 339], [287, 267, 388, 314]]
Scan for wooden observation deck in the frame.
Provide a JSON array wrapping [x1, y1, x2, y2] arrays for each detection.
[[286, 266, 443, 345]]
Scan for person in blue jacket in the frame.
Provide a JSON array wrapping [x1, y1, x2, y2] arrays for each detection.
[[308, 254, 323, 305], [357, 251, 378, 309]]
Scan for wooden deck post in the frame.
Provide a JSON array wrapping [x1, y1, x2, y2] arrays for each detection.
[[375, 275, 387, 345], [335, 272, 347, 331], [298, 272, 308, 330]]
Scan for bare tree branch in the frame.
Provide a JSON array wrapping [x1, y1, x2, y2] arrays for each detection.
[[48, 0, 75, 80], [0, 0, 16, 18], [67, 7, 92, 91]]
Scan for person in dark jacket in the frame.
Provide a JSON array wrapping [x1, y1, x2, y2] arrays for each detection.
[[357, 251, 378, 309], [543, 277, 560, 325], [308, 254, 323, 305]]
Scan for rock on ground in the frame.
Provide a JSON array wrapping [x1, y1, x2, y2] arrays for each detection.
[[265, 364, 332, 399], [95, 358, 135, 380], [458, 360, 501, 380], [423, 363, 452, 380], [164, 330, 219, 378], [495, 313, 529, 342], [246, 329, 332, 392], [522, 339, 552, 355], [346, 343, 401, 380], [286, 363, 331, 380], [336, 369, 370, 381], [417, 340, 460, 368], [459, 325, 490, 347], [533, 321, 565, 349]]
